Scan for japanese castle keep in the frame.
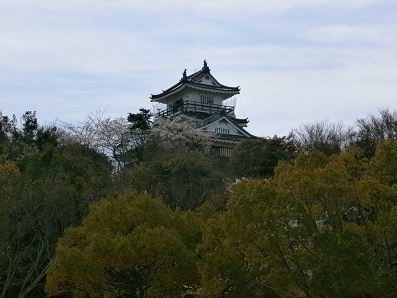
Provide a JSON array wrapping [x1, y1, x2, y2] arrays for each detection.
[[150, 60, 254, 157]]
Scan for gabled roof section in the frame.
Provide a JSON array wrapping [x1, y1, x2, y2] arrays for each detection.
[[200, 111, 249, 128], [151, 60, 240, 102], [199, 113, 254, 139]]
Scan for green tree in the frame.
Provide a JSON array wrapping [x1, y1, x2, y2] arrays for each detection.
[[201, 142, 397, 297], [45, 191, 200, 298], [355, 108, 397, 158], [0, 112, 113, 297], [127, 108, 153, 131], [127, 153, 227, 210], [0, 169, 76, 298], [0, 145, 113, 297], [0, 111, 59, 163], [0, 111, 17, 143], [230, 136, 297, 178], [366, 139, 397, 186]]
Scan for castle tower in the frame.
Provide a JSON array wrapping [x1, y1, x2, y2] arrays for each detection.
[[150, 60, 254, 156]]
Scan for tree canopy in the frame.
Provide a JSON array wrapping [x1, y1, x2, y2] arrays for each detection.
[[45, 191, 202, 298], [1, 108, 397, 297], [46, 140, 397, 297]]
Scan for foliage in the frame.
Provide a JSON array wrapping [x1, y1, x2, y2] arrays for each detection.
[[132, 115, 215, 162], [355, 108, 397, 157], [2, 108, 397, 297], [45, 191, 201, 298], [127, 108, 153, 131], [290, 108, 397, 158], [230, 136, 297, 178], [290, 120, 354, 155], [60, 109, 214, 170], [0, 111, 113, 298], [120, 111, 227, 210], [0, 111, 59, 161], [151, 116, 214, 151], [46, 140, 397, 297], [0, 111, 17, 142], [200, 141, 397, 297], [127, 153, 227, 210], [59, 110, 137, 171]]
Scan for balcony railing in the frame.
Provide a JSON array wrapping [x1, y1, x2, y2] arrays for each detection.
[[157, 100, 234, 117]]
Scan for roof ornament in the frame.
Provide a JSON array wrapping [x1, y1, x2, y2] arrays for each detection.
[[181, 69, 188, 82], [202, 59, 210, 73]]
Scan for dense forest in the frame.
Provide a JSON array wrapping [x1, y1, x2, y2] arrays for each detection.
[[1, 108, 397, 297]]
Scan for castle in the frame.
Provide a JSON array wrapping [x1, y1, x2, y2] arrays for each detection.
[[151, 60, 254, 156]]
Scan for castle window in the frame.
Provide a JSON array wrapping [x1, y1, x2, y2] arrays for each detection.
[[200, 95, 213, 104], [219, 147, 231, 157], [215, 128, 230, 134]]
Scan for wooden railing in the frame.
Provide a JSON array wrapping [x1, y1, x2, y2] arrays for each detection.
[[157, 100, 234, 116]]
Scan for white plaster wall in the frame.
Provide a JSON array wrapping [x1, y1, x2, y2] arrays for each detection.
[[205, 119, 244, 136], [186, 91, 223, 105]]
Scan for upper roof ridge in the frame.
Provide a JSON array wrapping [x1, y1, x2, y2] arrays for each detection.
[[150, 61, 239, 101], [202, 59, 210, 73]]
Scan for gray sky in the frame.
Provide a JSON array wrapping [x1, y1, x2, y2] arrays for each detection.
[[1, 0, 396, 137]]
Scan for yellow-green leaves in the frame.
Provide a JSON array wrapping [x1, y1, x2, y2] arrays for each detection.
[[45, 191, 200, 298], [0, 160, 20, 178], [199, 144, 397, 297], [367, 140, 397, 186], [46, 141, 397, 297]]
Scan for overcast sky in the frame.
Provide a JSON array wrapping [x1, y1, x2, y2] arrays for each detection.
[[1, 0, 396, 137]]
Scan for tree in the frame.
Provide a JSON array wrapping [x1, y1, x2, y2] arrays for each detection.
[[125, 108, 155, 164], [0, 159, 77, 297], [0, 111, 59, 163], [45, 191, 200, 298], [200, 142, 397, 297], [0, 144, 113, 297], [0, 111, 17, 143], [290, 120, 354, 155], [355, 108, 397, 157], [0, 112, 113, 297], [365, 139, 397, 186], [132, 115, 215, 162], [59, 110, 132, 171], [151, 116, 213, 151], [273, 153, 382, 296], [230, 136, 297, 179], [120, 113, 227, 210], [127, 153, 227, 210], [127, 108, 153, 131], [198, 187, 279, 297], [20, 111, 38, 145], [60, 110, 157, 171]]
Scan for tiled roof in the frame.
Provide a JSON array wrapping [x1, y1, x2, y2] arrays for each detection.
[[151, 60, 240, 101]]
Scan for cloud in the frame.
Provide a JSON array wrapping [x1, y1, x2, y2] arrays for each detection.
[[1, 0, 396, 137], [304, 25, 397, 44], [3, 0, 393, 16]]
